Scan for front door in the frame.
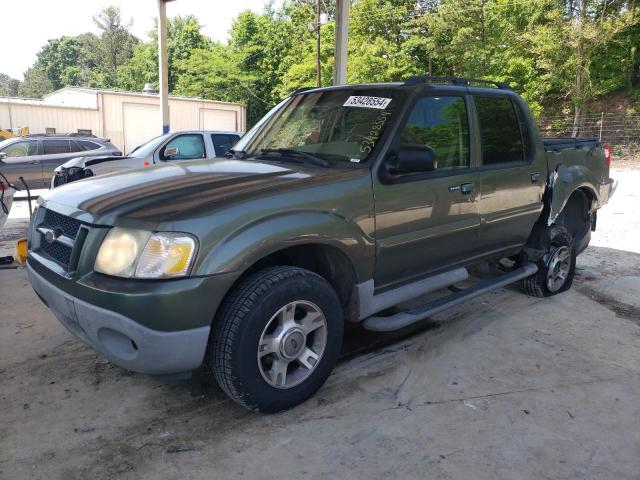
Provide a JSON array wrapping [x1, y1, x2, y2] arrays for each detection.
[[0, 139, 43, 189], [373, 94, 482, 291]]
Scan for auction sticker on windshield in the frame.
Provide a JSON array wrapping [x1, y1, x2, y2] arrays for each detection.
[[343, 96, 392, 109]]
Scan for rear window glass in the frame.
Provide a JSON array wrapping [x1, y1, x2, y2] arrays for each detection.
[[43, 140, 71, 155], [211, 134, 239, 156], [77, 140, 101, 151], [476, 96, 525, 164]]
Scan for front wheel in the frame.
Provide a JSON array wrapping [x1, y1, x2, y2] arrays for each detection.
[[522, 225, 576, 297], [210, 266, 344, 412]]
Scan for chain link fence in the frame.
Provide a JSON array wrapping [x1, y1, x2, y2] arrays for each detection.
[[538, 113, 640, 162]]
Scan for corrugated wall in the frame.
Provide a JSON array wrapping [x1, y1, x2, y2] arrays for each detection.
[[0, 91, 246, 152], [0, 102, 100, 136]]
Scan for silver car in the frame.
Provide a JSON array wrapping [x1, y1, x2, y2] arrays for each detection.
[[0, 135, 121, 190], [52, 130, 241, 187]]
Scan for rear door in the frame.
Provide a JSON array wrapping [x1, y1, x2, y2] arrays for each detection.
[[473, 95, 546, 254], [373, 94, 482, 290], [40, 139, 77, 186]]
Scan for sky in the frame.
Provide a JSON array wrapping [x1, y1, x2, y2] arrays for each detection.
[[2, 0, 276, 81]]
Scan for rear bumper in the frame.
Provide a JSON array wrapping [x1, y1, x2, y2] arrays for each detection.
[[28, 264, 210, 375], [600, 177, 617, 205]]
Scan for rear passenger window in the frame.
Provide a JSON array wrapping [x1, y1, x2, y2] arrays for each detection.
[[211, 134, 239, 156], [475, 97, 525, 164], [399, 96, 470, 170], [43, 140, 71, 154]]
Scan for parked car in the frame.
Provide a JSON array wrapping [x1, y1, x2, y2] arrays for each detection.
[[51, 130, 242, 187], [27, 77, 615, 412], [0, 134, 121, 190]]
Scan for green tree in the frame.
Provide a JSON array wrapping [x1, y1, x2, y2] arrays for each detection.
[[117, 15, 209, 93], [0, 74, 21, 96], [91, 6, 139, 87], [18, 65, 54, 98]]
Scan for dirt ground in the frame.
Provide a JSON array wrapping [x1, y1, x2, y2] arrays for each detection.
[[1, 168, 639, 480]]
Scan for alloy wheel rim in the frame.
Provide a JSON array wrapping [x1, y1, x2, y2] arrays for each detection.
[[257, 300, 327, 389], [546, 245, 571, 292]]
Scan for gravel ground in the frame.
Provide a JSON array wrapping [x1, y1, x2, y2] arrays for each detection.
[[0, 168, 638, 480]]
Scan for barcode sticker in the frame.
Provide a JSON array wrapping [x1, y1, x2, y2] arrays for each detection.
[[343, 96, 392, 109]]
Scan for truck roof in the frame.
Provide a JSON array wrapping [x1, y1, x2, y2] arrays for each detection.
[[293, 76, 517, 96]]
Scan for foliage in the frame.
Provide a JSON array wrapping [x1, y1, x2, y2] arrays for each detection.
[[117, 15, 210, 92], [0, 74, 21, 96], [16, 1, 640, 127]]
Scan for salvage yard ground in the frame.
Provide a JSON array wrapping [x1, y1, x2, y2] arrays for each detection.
[[1, 168, 639, 480]]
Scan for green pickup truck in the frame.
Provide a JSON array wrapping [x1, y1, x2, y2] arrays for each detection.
[[27, 77, 615, 412]]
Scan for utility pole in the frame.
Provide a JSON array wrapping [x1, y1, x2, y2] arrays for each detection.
[[333, 0, 350, 85], [158, 0, 174, 134], [316, 0, 322, 87]]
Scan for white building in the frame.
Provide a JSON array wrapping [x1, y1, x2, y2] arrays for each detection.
[[0, 87, 246, 153]]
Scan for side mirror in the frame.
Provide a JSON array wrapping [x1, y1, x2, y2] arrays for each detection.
[[0, 152, 6, 162], [164, 146, 179, 159], [397, 145, 436, 173]]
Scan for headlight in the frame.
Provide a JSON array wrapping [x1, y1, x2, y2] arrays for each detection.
[[135, 233, 196, 278], [94, 228, 197, 279], [95, 228, 150, 277]]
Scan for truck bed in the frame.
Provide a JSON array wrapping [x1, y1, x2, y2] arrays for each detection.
[[542, 137, 599, 152]]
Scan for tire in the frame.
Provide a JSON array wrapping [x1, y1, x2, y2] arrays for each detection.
[[210, 266, 344, 413], [522, 225, 576, 298]]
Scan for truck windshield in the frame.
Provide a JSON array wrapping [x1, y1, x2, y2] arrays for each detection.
[[237, 89, 404, 164], [128, 134, 171, 158]]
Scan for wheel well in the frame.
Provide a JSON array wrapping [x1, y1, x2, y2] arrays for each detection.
[[555, 189, 592, 241], [237, 244, 358, 310]]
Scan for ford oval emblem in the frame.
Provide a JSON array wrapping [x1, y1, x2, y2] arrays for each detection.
[[45, 228, 63, 244]]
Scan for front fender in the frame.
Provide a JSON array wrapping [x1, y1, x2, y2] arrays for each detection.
[[195, 210, 375, 282], [547, 163, 600, 225]]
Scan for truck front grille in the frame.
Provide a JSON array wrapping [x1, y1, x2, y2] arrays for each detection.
[[35, 208, 85, 270]]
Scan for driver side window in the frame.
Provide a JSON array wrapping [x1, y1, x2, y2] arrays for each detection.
[[1, 140, 38, 158], [162, 134, 205, 160], [399, 96, 470, 171]]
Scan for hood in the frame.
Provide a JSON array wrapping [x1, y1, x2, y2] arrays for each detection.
[[42, 158, 361, 225], [55, 155, 129, 171]]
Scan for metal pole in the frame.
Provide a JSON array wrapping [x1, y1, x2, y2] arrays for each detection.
[[333, 0, 349, 85], [599, 112, 604, 141], [158, 0, 171, 134], [316, 0, 322, 87]]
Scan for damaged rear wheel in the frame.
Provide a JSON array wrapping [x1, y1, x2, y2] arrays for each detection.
[[522, 225, 576, 297]]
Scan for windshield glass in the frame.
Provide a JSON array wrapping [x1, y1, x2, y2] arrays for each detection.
[[128, 133, 171, 158], [238, 89, 405, 163]]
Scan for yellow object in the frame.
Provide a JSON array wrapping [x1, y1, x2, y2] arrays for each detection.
[[0, 127, 29, 140], [14, 237, 28, 265], [0, 129, 14, 140]]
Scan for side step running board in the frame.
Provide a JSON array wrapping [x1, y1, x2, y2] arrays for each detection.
[[362, 263, 538, 332]]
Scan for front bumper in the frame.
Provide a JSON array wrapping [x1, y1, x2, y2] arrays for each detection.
[[28, 263, 210, 375]]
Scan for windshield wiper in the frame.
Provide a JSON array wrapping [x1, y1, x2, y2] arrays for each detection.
[[226, 149, 247, 159], [260, 148, 330, 167]]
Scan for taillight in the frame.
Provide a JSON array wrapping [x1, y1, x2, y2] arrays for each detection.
[[143, 161, 151, 167], [0, 182, 7, 191], [603, 145, 612, 166]]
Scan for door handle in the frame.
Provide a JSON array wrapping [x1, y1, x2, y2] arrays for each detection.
[[460, 182, 475, 194], [30, 160, 40, 164], [530, 172, 541, 183]]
